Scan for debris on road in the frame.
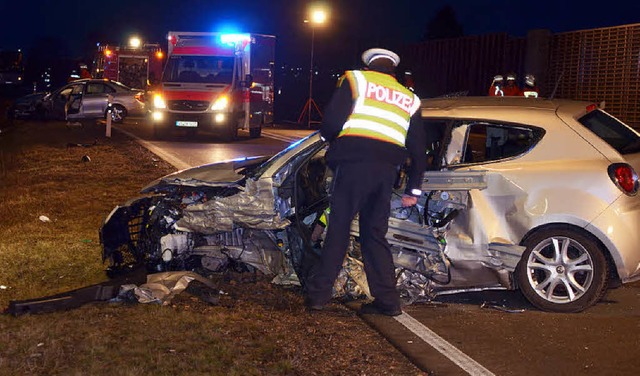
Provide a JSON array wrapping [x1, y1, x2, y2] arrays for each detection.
[[480, 301, 525, 313], [113, 271, 218, 305], [66, 140, 98, 148]]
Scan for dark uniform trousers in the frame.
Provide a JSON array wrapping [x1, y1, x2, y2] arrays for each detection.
[[306, 161, 401, 309]]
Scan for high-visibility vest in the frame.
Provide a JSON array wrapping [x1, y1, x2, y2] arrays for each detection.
[[338, 70, 420, 147], [319, 207, 330, 227]]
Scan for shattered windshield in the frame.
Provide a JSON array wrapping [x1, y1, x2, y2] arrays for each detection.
[[246, 132, 323, 179]]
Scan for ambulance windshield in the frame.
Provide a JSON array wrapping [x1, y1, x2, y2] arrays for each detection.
[[163, 56, 235, 84]]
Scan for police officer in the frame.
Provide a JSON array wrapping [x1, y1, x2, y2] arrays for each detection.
[[304, 48, 427, 316]]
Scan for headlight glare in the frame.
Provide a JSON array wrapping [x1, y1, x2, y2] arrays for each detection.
[[211, 96, 228, 111], [154, 94, 167, 109]]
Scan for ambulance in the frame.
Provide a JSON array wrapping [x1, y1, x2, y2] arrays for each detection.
[[151, 32, 276, 140]]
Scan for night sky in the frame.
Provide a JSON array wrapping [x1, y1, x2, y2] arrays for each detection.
[[2, 0, 640, 69]]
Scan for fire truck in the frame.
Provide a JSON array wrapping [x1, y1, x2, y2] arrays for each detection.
[[150, 32, 275, 140], [93, 43, 164, 90]]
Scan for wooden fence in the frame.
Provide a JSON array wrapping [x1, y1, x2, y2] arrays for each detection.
[[403, 23, 640, 128]]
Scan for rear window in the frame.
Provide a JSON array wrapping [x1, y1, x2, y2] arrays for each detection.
[[578, 110, 640, 154]]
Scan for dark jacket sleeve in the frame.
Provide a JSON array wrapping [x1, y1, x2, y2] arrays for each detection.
[[404, 112, 427, 196], [319, 80, 353, 142]]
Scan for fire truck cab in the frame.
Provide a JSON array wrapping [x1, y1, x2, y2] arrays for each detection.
[[150, 32, 275, 141]]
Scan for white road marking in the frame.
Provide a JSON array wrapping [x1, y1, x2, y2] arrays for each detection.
[[113, 126, 191, 170], [261, 130, 299, 143], [394, 312, 496, 376]]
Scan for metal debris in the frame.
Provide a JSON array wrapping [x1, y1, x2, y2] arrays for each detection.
[[114, 271, 218, 305], [480, 301, 525, 313]]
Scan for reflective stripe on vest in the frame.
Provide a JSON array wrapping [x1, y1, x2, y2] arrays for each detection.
[[338, 70, 420, 147], [523, 90, 538, 98]]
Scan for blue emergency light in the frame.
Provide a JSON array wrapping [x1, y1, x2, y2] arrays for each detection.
[[219, 33, 251, 45]]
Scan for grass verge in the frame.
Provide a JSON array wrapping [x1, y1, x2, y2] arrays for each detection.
[[0, 120, 424, 375]]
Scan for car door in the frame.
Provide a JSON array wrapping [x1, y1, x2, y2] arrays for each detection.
[[82, 82, 111, 118], [65, 83, 87, 120], [49, 86, 73, 120], [418, 120, 544, 271]]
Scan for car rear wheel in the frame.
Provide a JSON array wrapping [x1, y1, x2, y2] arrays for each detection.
[[516, 227, 608, 313]]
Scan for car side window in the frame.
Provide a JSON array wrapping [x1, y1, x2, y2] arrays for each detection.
[[86, 83, 104, 94], [70, 84, 84, 95], [57, 87, 73, 100], [103, 84, 117, 93], [463, 122, 540, 163]]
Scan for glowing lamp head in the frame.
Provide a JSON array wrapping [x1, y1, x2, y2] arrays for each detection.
[[310, 9, 327, 24], [104, 49, 113, 58], [129, 37, 141, 49], [155, 50, 164, 59]]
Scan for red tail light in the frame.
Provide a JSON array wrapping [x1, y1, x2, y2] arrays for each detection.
[[608, 163, 639, 196]]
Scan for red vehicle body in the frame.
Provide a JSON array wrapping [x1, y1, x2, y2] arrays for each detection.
[[93, 44, 164, 90], [149, 32, 275, 140]]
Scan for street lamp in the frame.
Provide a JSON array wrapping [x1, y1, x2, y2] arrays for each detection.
[[129, 36, 142, 49], [298, 6, 328, 128]]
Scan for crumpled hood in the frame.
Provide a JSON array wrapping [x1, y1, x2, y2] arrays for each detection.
[[141, 156, 270, 193]]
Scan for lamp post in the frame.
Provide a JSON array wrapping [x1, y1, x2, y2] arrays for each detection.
[[298, 7, 328, 128], [129, 36, 142, 49]]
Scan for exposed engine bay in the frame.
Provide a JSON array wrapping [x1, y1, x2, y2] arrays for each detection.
[[101, 139, 523, 305]]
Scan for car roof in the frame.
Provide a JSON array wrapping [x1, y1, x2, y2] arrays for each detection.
[[71, 79, 113, 84], [420, 96, 593, 125]]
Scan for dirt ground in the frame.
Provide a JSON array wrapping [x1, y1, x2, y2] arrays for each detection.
[[0, 119, 425, 375]]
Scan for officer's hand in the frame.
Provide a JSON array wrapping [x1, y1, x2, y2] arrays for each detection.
[[401, 194, 418, 207]]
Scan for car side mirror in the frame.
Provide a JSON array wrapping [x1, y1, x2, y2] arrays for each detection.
[[240, 74, 253, 88]]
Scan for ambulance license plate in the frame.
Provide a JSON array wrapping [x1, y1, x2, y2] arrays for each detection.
[[176, 121, 198, 127]]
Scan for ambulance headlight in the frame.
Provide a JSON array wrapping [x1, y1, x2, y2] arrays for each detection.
[[211, 96, 228, 111], [153, 94, 167, 109]]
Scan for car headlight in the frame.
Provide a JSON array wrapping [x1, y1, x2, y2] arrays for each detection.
[[153, 94, 167, 109], [211, 96, 228, 111]]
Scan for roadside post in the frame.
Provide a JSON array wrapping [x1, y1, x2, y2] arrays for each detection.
[[106, 95, 113, 137]]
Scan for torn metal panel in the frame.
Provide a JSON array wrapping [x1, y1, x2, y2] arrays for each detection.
[[421, 170, 488, 191], [141, 156, 269, 192], [176, 178, 290, 234], [6, 267, 147, 316], [115, 271, 217, 305]]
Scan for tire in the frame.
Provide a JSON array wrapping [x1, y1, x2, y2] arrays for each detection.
[[108, 104, 126, 124], [249, 118, 263, 138], [515, 226, 609, 313], [249, 124, 262, 138], [153, 123, 169, 140], [221, 124, 237, 142]]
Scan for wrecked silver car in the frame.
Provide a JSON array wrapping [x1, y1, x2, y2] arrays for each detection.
[[101, 97, 640, 313]]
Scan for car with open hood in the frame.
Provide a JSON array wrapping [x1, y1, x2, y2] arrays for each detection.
[[100, 96, 640, 313]]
